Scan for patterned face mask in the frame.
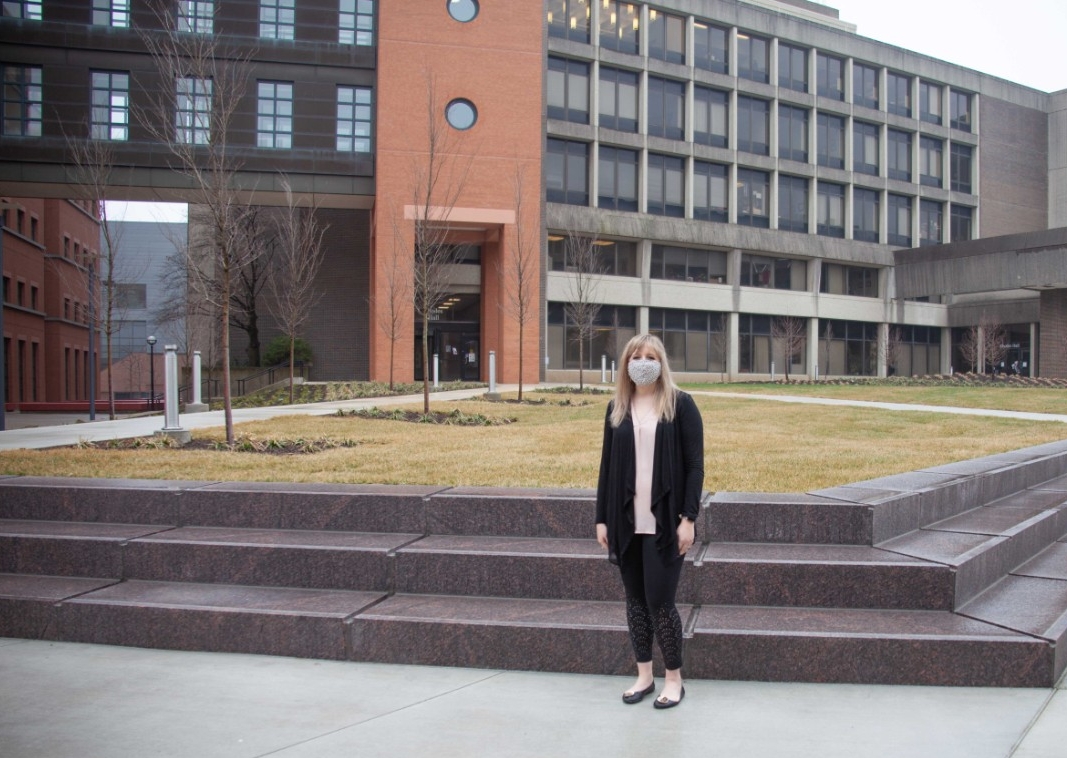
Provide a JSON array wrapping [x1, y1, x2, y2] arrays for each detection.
[[627, 358, 661, 387]]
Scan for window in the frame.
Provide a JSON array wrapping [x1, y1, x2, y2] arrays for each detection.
[[821, 264, 878, 297], [651, 246, 727, 283], [888, 194, 912, 247], [546, 0, 589, 43], [599, 0, 638, 55], [548, 57, 589, 124], [693, 21, 728, 74], [649, 308, 728, 372], [257, 81, 293, 148], [547, 303, 636, 370], [778, 43, 807, 92], [548, 236, 636, 276], [693, 86, 727, 148], [887, 129, 911, 182], [853, 188, 879, 242], [446, 0, 478, 22], [950, 205, 973, 242], [778, 175, 809, 233], [648, 9, 684, 64], [853, 63, 878, 109], [90, 71, 129, 141], [598, 66, 638, 132], [950, 89, 972, 131], [817, 53, 844, 100], [339, 0, 374, 45], [894, 325, 941, 377], [817, 181, 845, 238], [546, 139, 588, 205], [178, 1, 214, 34], [887, 72, 911, 117], [93, 0, 130, 27], [778, 105, 808, 163], [1, 1, 41, 18], [1, 65, 42, 137], [919, 199, 942, 246], [951, 143, 973, 193], [647, 77, 684, 140], [598, 146, 638, 211], [816, 113, 844, 169], [736, 168, 769, 228], [693, 161, 728, 222], [260, 0, 296, 40], [176, 77, 211, 145], [737, 96, 769, 156], [736, 33, 768, 83], [115, 283, 147, 310], [336, 85, 372, 152], [646, 153, 683, 217], [112, 320, 148, 361], [820, 319, 877, 376], [738, 314, 771, 373], [741, 254, 806, 290], [853, 121, 879, 175], [920, 81, 942, 125], [919, 136, 943, 188]]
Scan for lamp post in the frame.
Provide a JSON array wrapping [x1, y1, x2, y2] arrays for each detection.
[[147, 335, 157, 412]]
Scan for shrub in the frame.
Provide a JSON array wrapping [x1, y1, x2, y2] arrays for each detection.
[[262, 335, 313, 367]]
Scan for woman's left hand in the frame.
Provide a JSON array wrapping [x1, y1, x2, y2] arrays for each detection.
[[677, 518, 695, 556]]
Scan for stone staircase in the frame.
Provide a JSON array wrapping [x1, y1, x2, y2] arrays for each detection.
[[2, 440, 1067, 687]]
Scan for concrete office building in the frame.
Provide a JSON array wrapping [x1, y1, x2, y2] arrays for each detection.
[[1, 0, 1065, 387]]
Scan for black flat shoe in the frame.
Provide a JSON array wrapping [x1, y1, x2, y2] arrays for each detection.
[[622, 682, 655, 704], [653, 686, 685, 709]]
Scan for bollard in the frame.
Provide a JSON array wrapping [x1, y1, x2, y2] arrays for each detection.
[[186, 350, 209, 413], [433, 353, 439, 388], [601, 354, 607, 383], [489, 350, 497, 394], [155, 345, 190, 444], [771, 361, 776, 382], [611, 360, 616, 384]]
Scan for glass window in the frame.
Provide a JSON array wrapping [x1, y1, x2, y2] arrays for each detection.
[[820, 319, 878, 376], [951, 143, 973, 194], [92, 0, 129, 27], [257, 81, 293, 148], [817, 53, 844, 101], [546, 138, 589, 205], [646, 153, 683, 217], [1, 64, 42, 137], [178, 1, 214, 34], [853, 188, 879, 242], [446, 0, 478, 22], [950, 205, 973, 242], [919, 199, 942, 246], [649, 308, 728, 372], [546, 0, 589, 43], [651, 246, 727, 283], [693, 86, 727, 148], [547, 303, 636, 371], [853, 63, 878, 109], [548, 57, 589, 124], [817, 181, 845, 238], [737, 96, 769, 156], [736, 168, 769, 228], [738, 313, 771, 373], [853, 121, 879, 175], [598, 145, 638, 211], [920, 81, 942, 125], [599, 0, 639, 55], [336, 85, 372, 152], [112, 320, 148, 361], [115, 283, 147, 310], [260, 0, 296, 39], [339, 0, 374, 45], [919, 136, 943, 188], [737, 32, 768, 83], [778, 105, 808, 163], [888, 194, 912, 247], [90, 71, 129, 141], [552, 237, 637, 276], [598, 66, 638, 132], [647, 76, 684, 140], [887, 71, 911, 117], [693, 20, 728, 74], [821, 263, 878, 297], [887, 129, 911, 182], [778, 43, 807, 92], [693, 161, 728, 222], [741, 254, 806, 290], [950, 89, 972, 131], [648, 9, 684, 65], [176, 77, 211, 144], [778, 175, 808, 233], [1, 1, 41, 18], [816, 112, 844, 169]]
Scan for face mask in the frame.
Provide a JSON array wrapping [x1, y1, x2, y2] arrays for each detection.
[[627, 358, 661, 387]]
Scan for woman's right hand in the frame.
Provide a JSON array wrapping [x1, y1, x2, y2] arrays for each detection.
[[596, 523, 608, 550]]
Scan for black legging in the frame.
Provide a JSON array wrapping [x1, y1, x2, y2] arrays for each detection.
[[618, 534, 685, 671]]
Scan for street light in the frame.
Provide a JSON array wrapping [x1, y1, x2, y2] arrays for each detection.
[[147, 335, 157, 412]]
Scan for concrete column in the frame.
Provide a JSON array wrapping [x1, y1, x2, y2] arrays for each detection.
[[941, 327, 953, 375], [727, 310, 740, 380], [808, 317, 821, 379], [156, 344, 190, 444], [186, 350, 209, 413]]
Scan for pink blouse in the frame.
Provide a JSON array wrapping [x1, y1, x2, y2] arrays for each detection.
[[632, 407, 658, 535]]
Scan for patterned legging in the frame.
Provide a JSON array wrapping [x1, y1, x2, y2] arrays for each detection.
[[618, 534, 685, 670]]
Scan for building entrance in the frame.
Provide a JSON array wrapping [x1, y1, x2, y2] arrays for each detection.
[[414, 293, 481, 383]]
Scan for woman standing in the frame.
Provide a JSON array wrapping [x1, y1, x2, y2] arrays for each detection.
[[595, 334, 704, 709]]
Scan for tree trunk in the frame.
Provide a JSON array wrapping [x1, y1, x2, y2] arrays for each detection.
[[288, 334, 295, 404], [517, 321, 524, 401], [221, 271, 235, 444], [422, 313, 431, 413], [246, 310, 260, 367]]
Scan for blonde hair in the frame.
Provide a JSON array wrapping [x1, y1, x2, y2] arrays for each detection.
[[609, 334, 679, 427]]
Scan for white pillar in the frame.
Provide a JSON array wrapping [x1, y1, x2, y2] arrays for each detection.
[[163, 345, 182, 431]]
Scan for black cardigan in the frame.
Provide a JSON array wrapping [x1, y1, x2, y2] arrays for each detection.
[[595, 390, 705, 565]]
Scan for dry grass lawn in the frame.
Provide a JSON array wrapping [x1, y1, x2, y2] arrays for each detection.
[[2, 386, 1066, 492]]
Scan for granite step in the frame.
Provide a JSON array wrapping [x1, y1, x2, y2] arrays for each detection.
[[0, 520, 173, 578], [0, 573, 120, 639]]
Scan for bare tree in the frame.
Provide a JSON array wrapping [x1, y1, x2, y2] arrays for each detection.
[[561, 226, 603, 390], [498, 163, 538, 400], [377, 211, 413, 391], [136, 3, 258, 442], [958, 324, 980, 373], [229, 208, 273, 367], [771, 316, 806, 382], [710, 313, 729, 382], [884, 326, 904, 376], [981, 314, 1008, 375], [268, 179, 327, 403]]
